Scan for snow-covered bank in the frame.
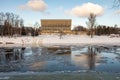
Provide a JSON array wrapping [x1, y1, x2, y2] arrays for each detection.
[[0, 35, 120, 47], [42, 35, 120, 46], [0, 36, 43, 44]]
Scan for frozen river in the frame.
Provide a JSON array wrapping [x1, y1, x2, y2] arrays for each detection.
[[0, 45, 120, 73]]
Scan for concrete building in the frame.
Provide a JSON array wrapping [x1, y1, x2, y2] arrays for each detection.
[[41, 19, 71, 34]]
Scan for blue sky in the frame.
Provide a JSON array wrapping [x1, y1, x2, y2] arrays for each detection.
[[0, 0, 120, 28]]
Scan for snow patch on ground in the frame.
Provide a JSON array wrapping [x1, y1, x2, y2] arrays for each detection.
[[0, 35, 120, 47]]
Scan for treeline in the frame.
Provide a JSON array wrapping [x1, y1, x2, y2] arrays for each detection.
[[73, 25, 87, 31], [0, 12, 24, 37], [94, 25, 119, 35], [21, 26, 40, 36], [73, 25, 120, 35], [0, 12, 39, 37]]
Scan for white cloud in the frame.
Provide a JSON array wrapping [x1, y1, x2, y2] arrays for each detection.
[[66, 2, 104, 17], [114, 10, 120, 14], [19, 0, 47, 12]]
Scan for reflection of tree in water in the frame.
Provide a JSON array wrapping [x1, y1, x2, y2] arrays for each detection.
[[87, 46, 99, 70], [0, 47, 25, 64], [71, 46, 101, 70], [0, 47, 26, 72]]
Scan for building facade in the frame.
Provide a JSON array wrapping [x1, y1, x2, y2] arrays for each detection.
[[41, 19, 71, 34]]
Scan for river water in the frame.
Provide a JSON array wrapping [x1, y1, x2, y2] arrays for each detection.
[[0, 45, 120, 72]]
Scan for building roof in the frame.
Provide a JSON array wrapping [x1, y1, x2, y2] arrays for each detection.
[[41, 19, 71, 21]]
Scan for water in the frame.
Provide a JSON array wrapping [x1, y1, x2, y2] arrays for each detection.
[[0, 45, 120, 72]]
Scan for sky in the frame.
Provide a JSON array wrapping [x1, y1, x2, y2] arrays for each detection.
[[0, 0, 120, 28]]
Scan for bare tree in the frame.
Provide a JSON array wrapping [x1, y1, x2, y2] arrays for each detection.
[[5, 12, 11, 37], [0, 12, 4, 37], [86, 13, 96, 38], [33, 22, 40, 36], [10, 13, 15, 36], [0, 12, 24, 37], [19, 19, 24, 36], [59, 30, 64, 39]]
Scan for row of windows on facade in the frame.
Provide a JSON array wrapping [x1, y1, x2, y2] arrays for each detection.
[[42, 22, 71, 23], [42, 27, 70, 30], [42, 25, 71, 27], [41, 22, 71, 24], [41, 31, 71, 33]]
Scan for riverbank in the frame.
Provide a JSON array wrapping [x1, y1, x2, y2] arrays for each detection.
[[0, 72, 120, 80], [0, 35, 120, 47]]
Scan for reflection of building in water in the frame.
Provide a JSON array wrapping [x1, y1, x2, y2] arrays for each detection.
[[71, 46, 101, 70], [0, 47, 25, 64], [31, 46, 71, 71]]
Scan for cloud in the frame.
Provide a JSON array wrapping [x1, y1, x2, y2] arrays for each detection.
[[66, 2, 104, 17], [114, 10, 120, 14], [19, 0, 47, 12]]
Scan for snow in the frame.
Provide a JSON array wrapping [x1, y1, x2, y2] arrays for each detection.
[[42, 35, 120, 45], [0, 35, 120, 47]]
